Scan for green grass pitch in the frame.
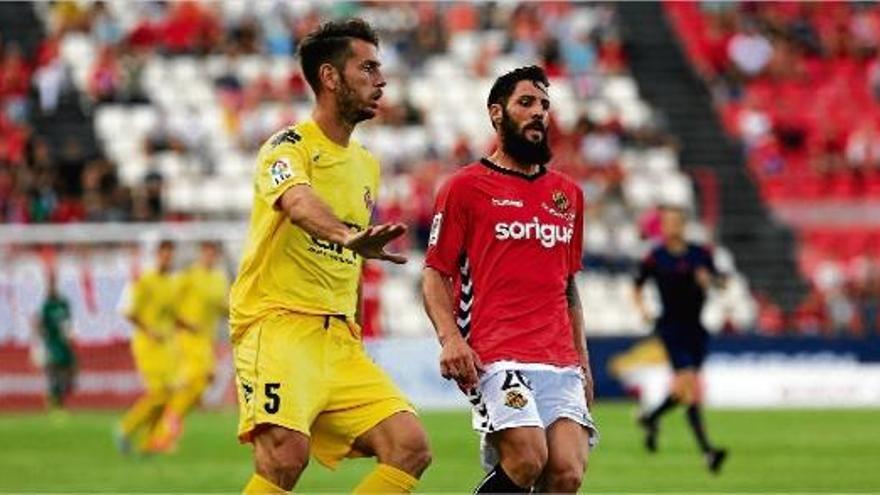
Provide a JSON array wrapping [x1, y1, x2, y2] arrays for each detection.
[[0, 403, 877, 493]]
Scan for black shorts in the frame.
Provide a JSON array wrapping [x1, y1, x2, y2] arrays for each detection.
[[657, 327, 708, 370]]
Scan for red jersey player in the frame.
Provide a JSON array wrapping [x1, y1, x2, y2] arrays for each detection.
[[423, 66, 597, 494]]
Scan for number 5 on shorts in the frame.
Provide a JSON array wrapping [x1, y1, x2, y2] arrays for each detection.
[[264, 383, 281, 414]]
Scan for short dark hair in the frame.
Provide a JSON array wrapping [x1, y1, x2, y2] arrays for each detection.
[[298, 18, 380, 95], [200, 240, 220, 251], [158, 239, 175, 250], [487, 65, 550, 109]]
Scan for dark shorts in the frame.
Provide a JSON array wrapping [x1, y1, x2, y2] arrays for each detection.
[[657, 327, 708, 370]]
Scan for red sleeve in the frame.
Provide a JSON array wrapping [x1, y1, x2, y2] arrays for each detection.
[[424, 176, 468, 276], [569, 185, 585, 276]]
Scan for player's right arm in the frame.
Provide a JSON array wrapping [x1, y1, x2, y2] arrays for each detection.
[[125, 277, 163, 341], [422, 176, 483, 389], [632, 251, 656, 325], [277, 187, 407, 263], [260, 133, 406, 263], [422, 268, 482, 389]]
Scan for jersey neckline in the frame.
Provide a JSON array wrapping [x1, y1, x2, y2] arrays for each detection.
[[301, 120, 354, 152], [480, 158, 547, 181]]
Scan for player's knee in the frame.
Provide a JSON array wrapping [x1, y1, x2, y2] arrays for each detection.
[[256, 448, 308, 490], [505, 444, 548, 487], [254, 428, 310, 489], [382, 426, 432, 476], [544, 463, 584, 493]]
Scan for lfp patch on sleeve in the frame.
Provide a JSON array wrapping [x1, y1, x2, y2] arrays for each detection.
[[428, 213, 443, 246], [269, 159, 293, 187]]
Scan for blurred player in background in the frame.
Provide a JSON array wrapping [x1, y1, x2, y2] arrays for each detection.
[[423, 66, 597, 494], [33, 270, 77, 411], [229, 19, 431, 494], [632, 205, 728, 473], [116, 240, 179, 454], [149, 241, 229, 452]]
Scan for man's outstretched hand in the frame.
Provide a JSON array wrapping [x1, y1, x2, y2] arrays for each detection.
[[344, 223, 408, 264]]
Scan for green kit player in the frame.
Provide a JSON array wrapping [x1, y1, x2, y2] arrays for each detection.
[[33, 272, 77, 409]]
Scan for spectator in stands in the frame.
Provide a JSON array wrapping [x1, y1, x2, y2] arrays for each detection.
[[117, 43, 150, 104], [137, 168, 164, 221], [89, 1, 123, 46], [89, 45, 122, 103], [845, 120, 880, 171], [34, 57, 68, 115], [727, 19, 773, 79], [793, 287, 830, 336], [852, 261, 880, 336], [754, 292, 786, 335], [811, 121, 847, 175], [0, 43, 31, 123], [57, 138, 88, 197]]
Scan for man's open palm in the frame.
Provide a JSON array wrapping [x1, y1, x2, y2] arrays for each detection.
[[345, 223, 408, 264]]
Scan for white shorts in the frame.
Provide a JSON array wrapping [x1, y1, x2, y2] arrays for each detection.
[[466, 363, 599, 470]]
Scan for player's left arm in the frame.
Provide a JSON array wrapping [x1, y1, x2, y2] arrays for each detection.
[[566, 275, 594, 408], [60, 298, 74, 340], [695, 246, 727, 290], [567, 185, 594, 407]]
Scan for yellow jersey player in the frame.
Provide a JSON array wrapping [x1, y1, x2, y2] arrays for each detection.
[[116, 240, 180, 454], [231, 19, 431, 494], [149, 241, 229, 452]]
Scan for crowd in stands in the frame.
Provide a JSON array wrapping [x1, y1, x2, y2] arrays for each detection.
[[666, 1, 880, 336], [668, 1, 880, 198], [2, 1, 638, 226], [3, 1, 877, 337]]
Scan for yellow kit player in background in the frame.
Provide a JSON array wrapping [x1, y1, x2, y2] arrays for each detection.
[[231, 19, 431, 494], [116, 240, 179, 454], [150, 241, 229, 452]]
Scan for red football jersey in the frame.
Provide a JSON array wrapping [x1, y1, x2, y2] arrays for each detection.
[[425, 159, 584, 367]]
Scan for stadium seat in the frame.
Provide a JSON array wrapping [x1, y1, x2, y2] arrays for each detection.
[[602, 76, 639, 104]]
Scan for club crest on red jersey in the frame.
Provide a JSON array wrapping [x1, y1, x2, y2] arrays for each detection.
[[552, 190, 570, 213], [542, 190, 576, 222]]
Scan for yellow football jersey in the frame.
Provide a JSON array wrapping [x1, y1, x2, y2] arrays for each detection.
[[229, 120, 380, 338], [176, 264, 229, 339], [126, 269, 180, 338]]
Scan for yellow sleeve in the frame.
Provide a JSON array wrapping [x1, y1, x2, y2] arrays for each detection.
[[128, 276, 148, 320], [172, 270, 193, 322], [364, 150, 381, 219], [256, 128, 313, 208]]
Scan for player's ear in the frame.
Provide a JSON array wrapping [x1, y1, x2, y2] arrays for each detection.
[[318, 63, 339, 92], [488, 104, 503, 129]]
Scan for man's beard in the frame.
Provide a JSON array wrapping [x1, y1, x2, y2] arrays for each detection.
[[499, 111, 552, 166], [337, 77, 373, 125]]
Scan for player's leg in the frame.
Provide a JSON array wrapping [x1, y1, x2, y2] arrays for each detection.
[[235, 314, 329, 492], [61, 360, 77, 404], [476, 426, 548, 493], [245, 424, 310, 492], [679, 340, 727, 473], [349, 412, 432, 493], [538, 419, 590, 493], [528, 367, 597, 493], [638, 336, 688, 452], [45, 363, 63, 408], [468, 369, 548, 493], [149, 336, 214, 451], [117, 335, 172, 452], [310, 319, 429, 493]]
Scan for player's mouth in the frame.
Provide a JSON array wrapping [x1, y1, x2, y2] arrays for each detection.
[[524, 122, 545, 140], [369, 91, 383, 109]]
